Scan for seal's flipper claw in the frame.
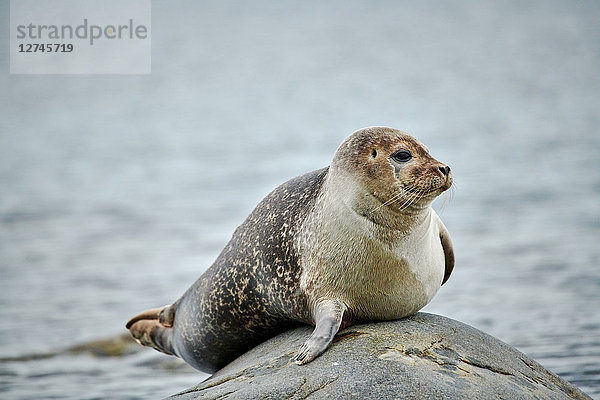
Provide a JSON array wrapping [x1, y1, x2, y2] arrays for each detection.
[[294, 336, 329, 365], [126, 306, 164, 329], [294, 343, 310, 364], [294, 299, 346, 365]]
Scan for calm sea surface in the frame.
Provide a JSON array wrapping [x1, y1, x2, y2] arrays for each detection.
[[1, 1, 599, 398]]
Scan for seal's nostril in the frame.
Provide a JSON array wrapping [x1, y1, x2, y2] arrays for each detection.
[[439, 166, 450, 176]]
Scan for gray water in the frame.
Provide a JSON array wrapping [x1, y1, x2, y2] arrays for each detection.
[[1, 1, 599, 399]]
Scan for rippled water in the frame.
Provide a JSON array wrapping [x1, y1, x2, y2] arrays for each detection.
[[1, 1, 599, 399]]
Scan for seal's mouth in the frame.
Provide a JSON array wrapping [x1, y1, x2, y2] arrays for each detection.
[[403, 187, 438, 195], [402, 175, 452, 195], [369, 178, 451, 215]]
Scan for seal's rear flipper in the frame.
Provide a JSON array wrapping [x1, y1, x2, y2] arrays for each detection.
[[126, 302, 178, 329], [126, 304, 177, 356], [127, 319, 175, 355], [126, 307, 163, 329]]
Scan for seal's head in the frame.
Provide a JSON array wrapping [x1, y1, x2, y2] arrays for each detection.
[[330, 126, 452, 220]]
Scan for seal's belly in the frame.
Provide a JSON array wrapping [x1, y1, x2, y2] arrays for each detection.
[[343, 228, 446, 321]]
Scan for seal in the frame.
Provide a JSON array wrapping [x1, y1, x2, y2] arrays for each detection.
[[126, 126, 454, 372]]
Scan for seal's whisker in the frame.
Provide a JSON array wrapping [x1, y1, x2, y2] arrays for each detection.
[[438, 192, 450, 214], [369, 188, 407, 214], [404, 189, 426, 210], [436, 179, 455, 214], [387, 185, 423, 210], [396, 190, 416, 211], [382, 190, 406, 206], [397, 186, 423, 211], [449, 181, 457, 199]]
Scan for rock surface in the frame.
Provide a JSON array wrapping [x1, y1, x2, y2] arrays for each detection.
[[168, 313, 591, 399]]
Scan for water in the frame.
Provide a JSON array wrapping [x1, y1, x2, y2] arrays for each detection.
[[1, 1, 599, 398]]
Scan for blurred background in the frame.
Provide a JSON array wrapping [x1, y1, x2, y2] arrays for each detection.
[[1, 1, 599, 399]]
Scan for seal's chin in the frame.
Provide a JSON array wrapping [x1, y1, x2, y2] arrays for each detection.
[[440, 175, 453, 191], [438, 180, 452, 192], [428, 174, 453, 195]]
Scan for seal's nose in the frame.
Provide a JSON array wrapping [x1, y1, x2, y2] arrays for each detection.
[[438, 165, 451, 176]]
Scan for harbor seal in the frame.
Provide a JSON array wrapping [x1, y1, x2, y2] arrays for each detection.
[[126, 126, 454, 372]]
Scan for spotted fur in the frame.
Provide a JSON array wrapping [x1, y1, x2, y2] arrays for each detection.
[[126, 127, 454, 372], [168, 168, 328, 372]]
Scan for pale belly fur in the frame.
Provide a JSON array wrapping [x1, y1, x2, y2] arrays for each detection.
[[298, 199, 446, 322]]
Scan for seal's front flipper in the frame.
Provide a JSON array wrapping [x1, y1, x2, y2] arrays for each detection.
[[438, 220, 455, 285], [294, 299, 346, 365]]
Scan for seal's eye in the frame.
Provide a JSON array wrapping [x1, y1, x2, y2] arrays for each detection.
[[391, 150, 412, 163]]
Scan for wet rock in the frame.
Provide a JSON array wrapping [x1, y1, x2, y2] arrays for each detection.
[[168, 313, 591, 399]]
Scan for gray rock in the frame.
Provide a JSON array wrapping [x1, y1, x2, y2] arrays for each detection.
[[168, 313, 591, 399]]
